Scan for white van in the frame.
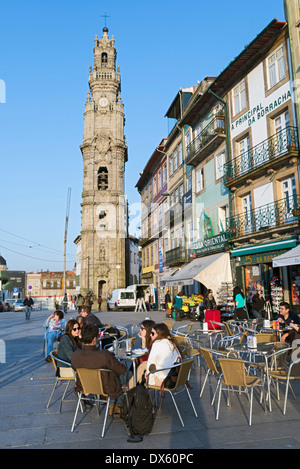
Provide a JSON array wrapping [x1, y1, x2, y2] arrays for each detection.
[[107, 289, 136, 311]]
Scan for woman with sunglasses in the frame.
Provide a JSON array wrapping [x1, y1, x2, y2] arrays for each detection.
[[57, 319, 82, 366], [146, 323, 183, 386], [128, 319, 156, 388]]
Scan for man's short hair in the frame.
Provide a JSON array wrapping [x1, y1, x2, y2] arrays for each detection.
[[280, 301, 290, 311], [81, 324, 99, 344], [82, 305, 91, 314]]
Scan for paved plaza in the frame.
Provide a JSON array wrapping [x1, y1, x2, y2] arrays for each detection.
[[0, 308, 300, 451]]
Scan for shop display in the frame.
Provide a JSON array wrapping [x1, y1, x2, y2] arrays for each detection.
[[270, 276, 283, 315], [216, 283, 234, 313]]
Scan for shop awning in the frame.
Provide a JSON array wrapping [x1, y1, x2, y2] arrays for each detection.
[[159, 269, 179, 286], [231, 239, 297, 257], [165, 252, 232, 292], [272, 244, 300, 267]]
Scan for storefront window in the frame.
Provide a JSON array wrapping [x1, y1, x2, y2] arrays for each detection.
[[245, 265, 264, 302], [290, 265, 300, 306]]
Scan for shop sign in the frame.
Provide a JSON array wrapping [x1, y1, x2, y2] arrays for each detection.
[[231, 89, 291, 131], [192, 232, 228, 256], [239, 249, 288, 266]]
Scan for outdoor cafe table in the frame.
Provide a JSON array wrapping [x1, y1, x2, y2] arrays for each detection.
[[193, 326, 222, 348], [116, 348, 147, 386], [225, 342, 276, 412]]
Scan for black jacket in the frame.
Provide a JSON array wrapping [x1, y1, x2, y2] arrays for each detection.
[[24, 298, 34, 307]]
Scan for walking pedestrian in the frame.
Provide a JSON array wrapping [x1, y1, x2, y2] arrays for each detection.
[[23, 295, 34, 320]]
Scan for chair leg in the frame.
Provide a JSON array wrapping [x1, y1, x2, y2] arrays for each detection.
[[211, 375, 222, 406], [168, 391, 185, 427], [216, 381, 222, 420], [185, 385, 198, 418], [249, 387, 253, 426], [47, 378, 58, 409], [59, 380, 71, 413], [199, 369, 210, 398], [101, 397, 110, 438], [71, 392, 82, 432]]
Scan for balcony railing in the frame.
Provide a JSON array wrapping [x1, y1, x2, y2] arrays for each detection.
[[186, 115, 226, 164], [226, 195, 300, 239], [224, 126, 299, 184], [165, 245, 187, 265]]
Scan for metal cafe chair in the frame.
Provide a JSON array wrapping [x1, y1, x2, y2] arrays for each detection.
[[146, 357, 198, 427], [216, 357, 266, 426], [47, 350, 76, 412]]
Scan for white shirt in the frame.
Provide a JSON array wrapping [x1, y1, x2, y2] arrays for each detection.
[[146, 338, 181, 385]]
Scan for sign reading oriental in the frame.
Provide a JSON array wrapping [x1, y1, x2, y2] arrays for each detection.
[[192, 233, 228, 256]]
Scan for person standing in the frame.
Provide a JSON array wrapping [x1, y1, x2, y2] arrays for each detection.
[[251, 290, 266, 319], [98, 295, 102, 311], [76, 294, 84, 313], [233, 286, 248, 320], [164, 290, 171, 310], [203, 289, 217, 311], [62, 293, 68, 314], [23, 295, 34, 320]]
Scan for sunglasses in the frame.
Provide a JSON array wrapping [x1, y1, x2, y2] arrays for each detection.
[[151, 331, 157, 336], [73, 327, 80, 331], [140, 326, 145, 330]]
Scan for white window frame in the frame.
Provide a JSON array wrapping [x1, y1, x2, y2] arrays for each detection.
[[233, 79, 247, 116], [267, 44, 286, 89], [216, 152, 226, 180], [196, 168, 204, 192]]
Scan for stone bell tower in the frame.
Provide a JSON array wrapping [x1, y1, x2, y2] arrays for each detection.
[[80, 26, 127, 302]]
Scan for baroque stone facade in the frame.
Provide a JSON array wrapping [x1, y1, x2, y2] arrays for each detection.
[[80, 27, 127, 300]]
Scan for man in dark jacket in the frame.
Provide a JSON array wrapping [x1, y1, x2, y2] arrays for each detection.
[[71, 324, 127, 415], [23, 295, 34, 320], [80, 305, 103, 328]]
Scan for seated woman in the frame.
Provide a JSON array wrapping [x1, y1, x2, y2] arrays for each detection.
[[57, 319, 82, 365], [44, 310, 66, 362], [145, 323, 184, 387], [128, 319, 156, 388]]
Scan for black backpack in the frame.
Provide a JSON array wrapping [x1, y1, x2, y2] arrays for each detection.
[[121, 384, 154, 436]]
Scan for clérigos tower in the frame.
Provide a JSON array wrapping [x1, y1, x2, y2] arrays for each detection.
[[80, 25, 127, 302]]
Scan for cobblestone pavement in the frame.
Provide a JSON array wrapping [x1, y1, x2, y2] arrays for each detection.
[[0, 308, 300, 451]]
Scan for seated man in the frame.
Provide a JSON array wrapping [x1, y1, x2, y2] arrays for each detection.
[[71, 324, 131, 415], [276, 301, 300, 343], [80, 305, 103, 328]]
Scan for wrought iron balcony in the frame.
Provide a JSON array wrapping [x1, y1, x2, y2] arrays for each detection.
[[226, 195, 300, 239], [224, 126, 299, 185], [165, 245, 187, 265], [186, 115, 226, 165]]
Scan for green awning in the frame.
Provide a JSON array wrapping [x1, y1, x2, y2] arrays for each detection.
[[231, 239, 297, 257]]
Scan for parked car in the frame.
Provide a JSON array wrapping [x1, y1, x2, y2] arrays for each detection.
[[5, 299, 16, 311], [14, 299, 26, 312], [107, 289, 136, 311]]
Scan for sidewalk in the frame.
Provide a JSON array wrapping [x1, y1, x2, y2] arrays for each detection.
[[0, 308, 300, 449]]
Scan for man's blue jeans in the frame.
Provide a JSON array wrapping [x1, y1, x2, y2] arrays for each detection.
[[25, 306, 31, 320]]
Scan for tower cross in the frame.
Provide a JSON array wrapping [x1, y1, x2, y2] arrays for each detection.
[[101, 12, 110, 28]]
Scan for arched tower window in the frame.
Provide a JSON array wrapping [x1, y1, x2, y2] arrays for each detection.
[[98, 167, 108, 190], [101, 52, 108, 67]]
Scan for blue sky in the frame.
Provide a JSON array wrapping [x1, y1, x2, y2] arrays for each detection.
[[0, 0, 286, 272]]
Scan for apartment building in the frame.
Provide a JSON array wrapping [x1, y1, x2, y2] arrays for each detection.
[[137, 17, 300, 311]]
